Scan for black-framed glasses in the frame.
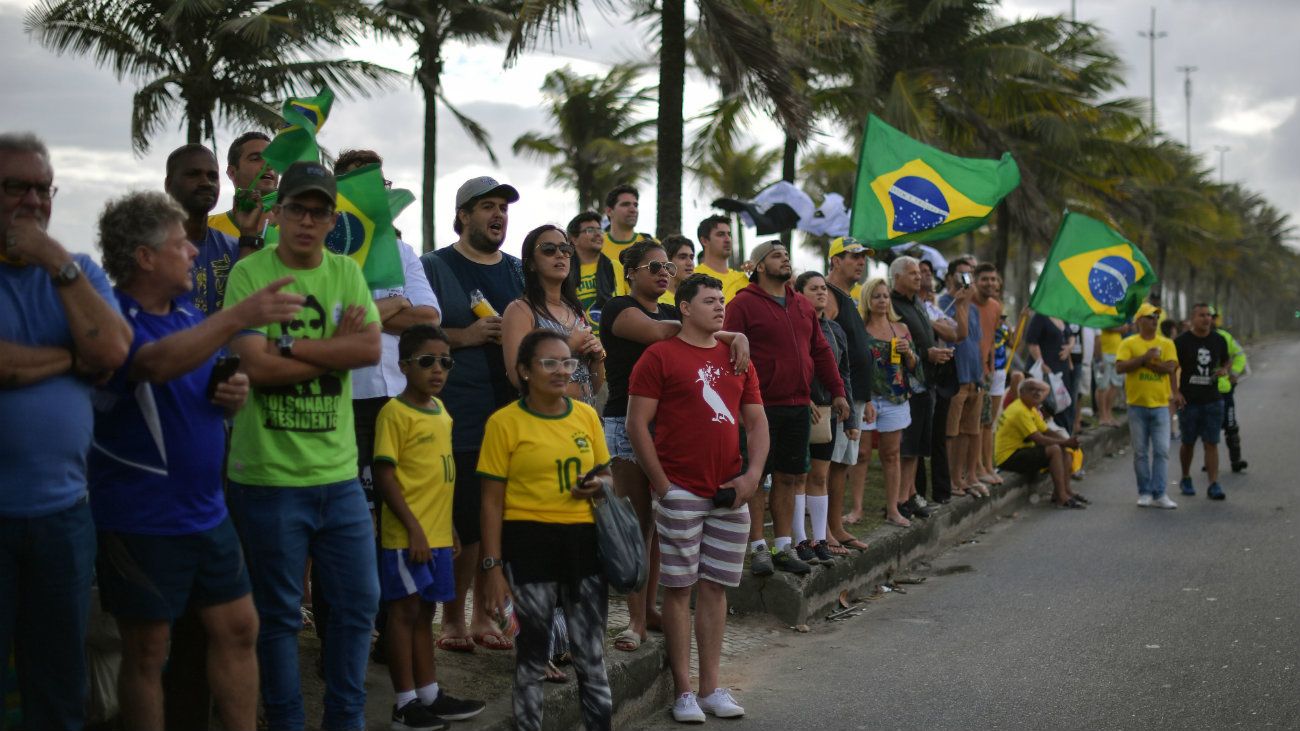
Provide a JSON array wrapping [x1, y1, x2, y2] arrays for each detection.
[[279, 201, 335, 223], [404, 354, 454, 370], [2, 179, 57, 200], [537, 357, 579, 374], [537, 242, 575, 258], [631, 261, 678, 277], [383, 178, 393, 189]]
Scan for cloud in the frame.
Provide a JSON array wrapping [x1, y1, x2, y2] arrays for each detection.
[[1211, 98, 1297, 137]]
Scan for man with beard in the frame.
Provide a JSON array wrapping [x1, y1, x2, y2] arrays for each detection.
[[163, 144, 267, 316], [724, 242, 848, 576], [419, 176, 523, 653], [208, 131, 278, 240], [693, 215, 749, 304]]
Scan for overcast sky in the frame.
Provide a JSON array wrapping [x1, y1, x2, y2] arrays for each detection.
[[2, 0, 1296, 274]]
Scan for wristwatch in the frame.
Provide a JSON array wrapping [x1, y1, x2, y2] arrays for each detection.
[[52, 260, 80, 287], [277, 331, 295, 358], [480, 556, 503, 571], [238, 234, 265, 251]]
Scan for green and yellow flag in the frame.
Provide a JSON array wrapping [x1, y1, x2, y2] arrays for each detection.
[[261, 87, 334, 171], [324, 163, 406, 290], [849, 115, 1020, 249], [1030, 212, 1156, 327]]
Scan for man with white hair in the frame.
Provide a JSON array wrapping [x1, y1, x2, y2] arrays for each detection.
[[0, 131, 133, 729], [994, 379, 1084, 508]]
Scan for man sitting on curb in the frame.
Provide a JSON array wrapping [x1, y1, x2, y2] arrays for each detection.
[[994, 379, 1086, 509]]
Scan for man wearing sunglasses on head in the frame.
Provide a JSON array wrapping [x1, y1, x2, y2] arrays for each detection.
[[222, 160, 384, 731]]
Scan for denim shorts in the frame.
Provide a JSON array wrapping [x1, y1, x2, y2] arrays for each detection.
[[1179, 400, 1225, 445], [98, 515, 251, 621], [603, 416, 637, 462], [867, 397, 912, 434]]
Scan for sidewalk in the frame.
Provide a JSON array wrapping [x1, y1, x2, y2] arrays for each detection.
[[298, 418, 1131, 730]]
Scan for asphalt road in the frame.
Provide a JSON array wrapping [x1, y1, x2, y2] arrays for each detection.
[[635, 336, 1300, 730]]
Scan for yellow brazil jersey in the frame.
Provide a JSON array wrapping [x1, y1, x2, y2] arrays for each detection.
[[373, 397, 456, 549], [477, 398, 611, 524], [850, 283, 862, 304], [604, 231, 655, 296], [1116, 334, 1177, 408], [693, 262, 750, 305], [1099, 329, 1124, 356], [994, 398, 1048, 466], [576, 260, 600, 335], [658, 288, 678, 307], [208, 212, 240, 239]]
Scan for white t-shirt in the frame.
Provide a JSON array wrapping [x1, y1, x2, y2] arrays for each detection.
[[352, 240, 440, 399]]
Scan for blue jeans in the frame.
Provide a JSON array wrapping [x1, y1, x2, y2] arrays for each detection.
[[0, 498, 96, 731], [229, 480, 379, 731], [1129, 406, 1171, 497]]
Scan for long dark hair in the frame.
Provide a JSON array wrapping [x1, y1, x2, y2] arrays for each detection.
[[620, 238, 667, 296], [520, 224, 585, 326], [515, 329, 570, 397]]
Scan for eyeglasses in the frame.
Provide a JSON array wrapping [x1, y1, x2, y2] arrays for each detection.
[[537, 357, 579, 374], [631, 261, 678, 277], [579, 226, 602, 235], [2, 179, 58, 200], [537, 242, 575, 258], [383, 178, 393, 189], [279, 201, 336, 223], [403, 354, 454, 370]]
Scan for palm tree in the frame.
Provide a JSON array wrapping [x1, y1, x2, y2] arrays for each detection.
[[512, 64, 657, 212], [25, 0, 400, 154], [688, 122, 780, 262], [375, 0, 519, 251]]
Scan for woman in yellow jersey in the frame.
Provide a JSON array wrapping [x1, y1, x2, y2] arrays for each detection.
[[658, 234, 695, 306], [479, 330, 614, 731], [502, 225, 605, 406]]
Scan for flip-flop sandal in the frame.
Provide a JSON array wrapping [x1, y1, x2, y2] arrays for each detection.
[[826, 541, 851, 556], [837, 537, 869, 551], [436, 635, 475, 654], [542, 661, 569, 684], [613, 628, 643, 652], [472, 631, 515, 651]]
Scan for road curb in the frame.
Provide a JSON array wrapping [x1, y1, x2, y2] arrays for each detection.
[[728, 418, 1133, 625]]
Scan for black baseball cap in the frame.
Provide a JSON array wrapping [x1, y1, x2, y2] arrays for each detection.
[[278, 161, 337, 203]]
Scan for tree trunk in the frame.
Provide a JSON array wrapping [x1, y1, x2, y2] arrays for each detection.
[[418, 39, 443, 253], [1156, 235, 1168, 282], [655, 0, 687, 239], [1015, 231, 1033, 314], [186, 111, 202, 145], [779, 134, 797, 248], [734, 213, 747, 268], [993, 200, 1011, 276]]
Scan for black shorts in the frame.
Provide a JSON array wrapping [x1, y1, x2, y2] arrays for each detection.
[[809, 417, 839, 463], [354, 396, 390, 508], [998, 445, 1050, 475], [764, 405, 811, 476], [900, 389, 934, 458], [452, 450, 482, 545], [98, 516, 251, 622]]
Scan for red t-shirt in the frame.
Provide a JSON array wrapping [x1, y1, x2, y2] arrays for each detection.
[[628, 337, 763, 497]]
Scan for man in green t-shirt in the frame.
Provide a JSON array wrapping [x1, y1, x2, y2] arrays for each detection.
[[223, 161, 383, 731]]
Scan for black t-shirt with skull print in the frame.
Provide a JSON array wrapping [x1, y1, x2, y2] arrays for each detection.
[[1174, 330, 1229, 404]]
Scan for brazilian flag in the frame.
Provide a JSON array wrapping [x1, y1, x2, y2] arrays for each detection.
[[261, 87, 334, 172], [849, 115, 1020, 249], [325, 164, 409, 290], [1030, 212, 1157, 328]]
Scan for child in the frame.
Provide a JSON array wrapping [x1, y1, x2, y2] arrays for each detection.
[[373, 325, 486, 730]]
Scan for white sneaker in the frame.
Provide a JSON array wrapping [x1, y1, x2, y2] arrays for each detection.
[[672, 692, 706, 723], [698, 688, 745, 718], [1154, 495, 1179, 509], [1136, 495, 1153, 507], [913, 494, 929, 508]]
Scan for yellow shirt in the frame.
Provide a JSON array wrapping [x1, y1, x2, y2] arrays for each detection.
[[850, 283, 862, 304], [694, 262, 750, 305], [658, 289, 679, 307], [576, 261, 600, 335], [1116, 334, 1177, 407], [373, 397, 456, 549], [604, 231, 655, 296], [1099, 329, 1124, 356], [207, 211, 280, 244], [477, 398, 610, 524], [994, 398, 1049, 466]]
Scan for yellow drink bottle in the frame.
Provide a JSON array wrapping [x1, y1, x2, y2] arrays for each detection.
[[469, 289, 498, 318]]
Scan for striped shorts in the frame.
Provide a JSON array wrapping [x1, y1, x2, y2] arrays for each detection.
[[654, 486, 751, 588]]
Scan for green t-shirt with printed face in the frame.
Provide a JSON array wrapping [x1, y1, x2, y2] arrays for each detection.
[[224, 248, 380, 487]]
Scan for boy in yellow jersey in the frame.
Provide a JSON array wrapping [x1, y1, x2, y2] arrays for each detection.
[[1116, 303, 1181, 509], [603, 185, 657, 295], [693, 215, 750, 304], [373, 325, 485, 728]]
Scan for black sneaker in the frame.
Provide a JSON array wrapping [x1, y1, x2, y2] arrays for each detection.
[[771, 547, 812, 575], [813, 540, 835, 564], [425, 690, 486, 722], [795, 540, 817, 564], [905, 496, 933, 519], [393, 699, 449, 731], [1232, 460, 1248, 473], [897, 501, 914, 520]]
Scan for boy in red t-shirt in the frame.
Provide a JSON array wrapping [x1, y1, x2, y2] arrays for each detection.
[[627, 273, 768, 723]]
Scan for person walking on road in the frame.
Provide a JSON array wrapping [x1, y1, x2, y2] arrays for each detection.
[[1174, 304, 1231, 501], [1116, 303, 1180, 509]]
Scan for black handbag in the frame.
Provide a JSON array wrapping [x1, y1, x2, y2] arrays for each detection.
[[591, 482, 648, 593]]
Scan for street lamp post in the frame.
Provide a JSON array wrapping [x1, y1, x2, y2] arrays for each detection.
[[1138, 7, 1168, 131], [1214, 145, 1230, 185], [1176, 65, 1198, 148]]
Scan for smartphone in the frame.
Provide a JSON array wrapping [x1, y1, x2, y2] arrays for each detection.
[[205, 355, 241, 400], [580, 460, 612, 487], [958, 271, 973, 288]]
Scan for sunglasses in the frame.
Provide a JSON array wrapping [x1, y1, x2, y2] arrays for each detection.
[[279, 201, 335, 223], [537, 357, 579, 374], [403, 354, 454, 370], [631, 261, 678, 277], [537, 242, 576, 258]]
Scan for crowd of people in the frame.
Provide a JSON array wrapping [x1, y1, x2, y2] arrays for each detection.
[[0, 129, 1250, 731]]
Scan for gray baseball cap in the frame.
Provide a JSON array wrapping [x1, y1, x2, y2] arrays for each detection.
[[454, 176, 520, 209]]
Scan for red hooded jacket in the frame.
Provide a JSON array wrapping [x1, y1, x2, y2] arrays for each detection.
[[723, 282, 846, 407]]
